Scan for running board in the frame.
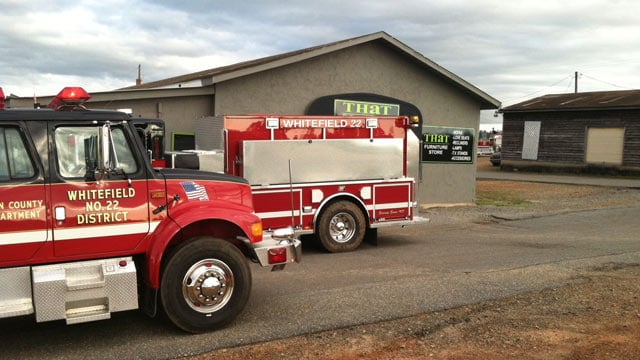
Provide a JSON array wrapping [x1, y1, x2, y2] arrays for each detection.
[[32, 257, 138, 324], [0, 267, 34, 319]]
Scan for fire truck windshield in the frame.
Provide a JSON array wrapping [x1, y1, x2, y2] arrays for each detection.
[[54, 126, 137, 178]]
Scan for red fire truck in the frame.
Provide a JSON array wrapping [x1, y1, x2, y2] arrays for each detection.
[[478, 129, 501, 155], [161, 114, 427, 253], [0, 87, 300, 333]]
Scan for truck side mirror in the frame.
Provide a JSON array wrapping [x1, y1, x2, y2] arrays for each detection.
[[98, 124, 111, 171], [84, 123, 113, 182], [84, 135, 98, 181]]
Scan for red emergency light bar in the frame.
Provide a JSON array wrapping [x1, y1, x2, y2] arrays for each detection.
[[48, 87, 92, 110], [0, 87, 5, 110]]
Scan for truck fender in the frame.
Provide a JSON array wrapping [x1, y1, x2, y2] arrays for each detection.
[[145, 200, 260, 289], [312, 192, 369, 227]]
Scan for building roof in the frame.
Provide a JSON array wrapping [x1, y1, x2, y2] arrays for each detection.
[[503, 89, 640, 113], [121, 31, 500, 110]]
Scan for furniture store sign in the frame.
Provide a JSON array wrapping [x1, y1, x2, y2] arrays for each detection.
[[422, 126, 474, 164], [334, 99, 400, 116]]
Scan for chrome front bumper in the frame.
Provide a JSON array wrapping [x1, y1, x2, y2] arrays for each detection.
[[246, 227, 302, 270]]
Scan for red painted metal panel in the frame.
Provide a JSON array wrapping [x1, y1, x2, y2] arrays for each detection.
[[223, 115, 416, 236], [0, 183, 48, 262], [373, 182, 412, 221], [49, 180, 151, 257]]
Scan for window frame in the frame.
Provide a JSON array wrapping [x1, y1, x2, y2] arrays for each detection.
[[0, 125, 38, 183], [53, 124, 140, 180]]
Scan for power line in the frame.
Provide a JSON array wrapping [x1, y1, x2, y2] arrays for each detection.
[[505, 72, 637, 105], [565, 73, 577, 93], [502, 71, 639, 107], [579, 73, 636, 90], [503, 74, 573, 104]]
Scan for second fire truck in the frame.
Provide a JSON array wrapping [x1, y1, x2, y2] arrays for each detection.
[[157, 114, 428, 252]]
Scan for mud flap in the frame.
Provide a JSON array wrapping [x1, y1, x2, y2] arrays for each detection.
[[365, 228, 378, 246]]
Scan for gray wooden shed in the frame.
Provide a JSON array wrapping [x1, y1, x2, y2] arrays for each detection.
[[501, 90, 640, 175]]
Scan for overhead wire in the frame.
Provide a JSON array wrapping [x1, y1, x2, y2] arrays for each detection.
[[564, 73, 578, 93], [502, 74, 573, 105], [503, 71, 637, 107], [579, 73, 636, 90]]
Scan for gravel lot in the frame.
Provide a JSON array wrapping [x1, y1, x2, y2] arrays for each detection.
[[191, 158, 640, 360]]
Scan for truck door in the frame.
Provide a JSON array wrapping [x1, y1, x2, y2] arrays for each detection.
[[0, 125, 47, 262], [48, 122, 150, 257]]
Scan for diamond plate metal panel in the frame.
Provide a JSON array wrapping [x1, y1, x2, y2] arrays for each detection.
[[0, 267, 34, 318], [195, 116, 224, 150], [32, 257, 138, 323], [522, 121, 541, 160]]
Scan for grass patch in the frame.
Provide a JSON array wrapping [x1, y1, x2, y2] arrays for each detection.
[[476, 190, 531, 207]]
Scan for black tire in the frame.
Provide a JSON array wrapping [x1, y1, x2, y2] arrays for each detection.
[[317, 200, 366, 253], [160, 237, 251, 333]]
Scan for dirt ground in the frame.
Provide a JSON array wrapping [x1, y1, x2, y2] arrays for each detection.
[[191, 158, 640, 360]]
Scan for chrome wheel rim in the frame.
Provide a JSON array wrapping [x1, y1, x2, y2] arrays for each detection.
[[182, 259, 234, 313], [329, 212, 356, 244]]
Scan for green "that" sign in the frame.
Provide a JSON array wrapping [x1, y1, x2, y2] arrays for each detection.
[[334, 99, 400, 116], [423, 133, 449, 143]]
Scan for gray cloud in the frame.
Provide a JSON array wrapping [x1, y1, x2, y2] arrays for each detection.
[[1, 0, 638, 112]]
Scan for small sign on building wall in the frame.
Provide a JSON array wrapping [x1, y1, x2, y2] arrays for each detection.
[[422, 126, 474, 163], [334, 99, 400, 116]]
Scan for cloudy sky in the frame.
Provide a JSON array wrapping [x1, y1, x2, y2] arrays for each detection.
[[1, 0, 639, 125]]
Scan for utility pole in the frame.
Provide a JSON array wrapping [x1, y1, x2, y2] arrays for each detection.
[[574, 71, 578, 93], [136, 64, 142, 86]]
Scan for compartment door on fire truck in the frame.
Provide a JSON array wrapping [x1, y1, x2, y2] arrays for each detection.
[[48, 122, 150, 256], [0, 125, 47, 262]]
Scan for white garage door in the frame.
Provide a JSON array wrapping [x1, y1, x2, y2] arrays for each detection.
[[585, 127, 624, 165]]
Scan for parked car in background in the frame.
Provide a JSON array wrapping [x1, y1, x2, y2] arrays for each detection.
[[490, 151, 501, 166]]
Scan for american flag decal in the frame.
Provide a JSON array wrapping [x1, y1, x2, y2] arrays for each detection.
[[181, 181, 209, 201]]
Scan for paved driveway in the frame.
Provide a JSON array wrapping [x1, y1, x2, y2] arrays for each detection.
[[1, 204, 639, 360]]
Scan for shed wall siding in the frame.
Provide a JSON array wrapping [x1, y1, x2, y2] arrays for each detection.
[[503, 110, 640, 169]]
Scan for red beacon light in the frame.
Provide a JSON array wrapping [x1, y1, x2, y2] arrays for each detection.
[[47, 87, 92, 111], [0, 87, 5, 110]]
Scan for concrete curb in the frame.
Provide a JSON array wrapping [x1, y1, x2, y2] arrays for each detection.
[[477, 170, 640, 188]]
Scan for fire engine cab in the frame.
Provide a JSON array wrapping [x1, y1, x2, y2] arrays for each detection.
[[0, 86, 301, 333]]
